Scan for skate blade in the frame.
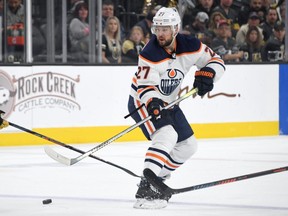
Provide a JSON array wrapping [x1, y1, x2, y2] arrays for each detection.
[[133, 199, 167, 209]]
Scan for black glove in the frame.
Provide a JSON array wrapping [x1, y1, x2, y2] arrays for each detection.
[[193, 67, 215, 96], [146, 98, 164, 119], [147, 98, 174, 129]]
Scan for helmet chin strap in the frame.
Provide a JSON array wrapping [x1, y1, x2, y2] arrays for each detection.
[[164, 27, 178, 50]]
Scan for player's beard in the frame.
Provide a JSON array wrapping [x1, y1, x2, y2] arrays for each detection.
[[158, 37, 173, 48]]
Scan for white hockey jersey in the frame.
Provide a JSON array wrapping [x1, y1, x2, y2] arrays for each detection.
[[130, 34, 225, 105]]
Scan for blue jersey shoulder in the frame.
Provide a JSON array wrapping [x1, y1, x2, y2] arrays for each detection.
[[139, 34, 202, 63], [175, 34, 202, 54]]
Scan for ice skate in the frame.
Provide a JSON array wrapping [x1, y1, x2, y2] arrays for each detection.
[[133, 178, 171, 209]]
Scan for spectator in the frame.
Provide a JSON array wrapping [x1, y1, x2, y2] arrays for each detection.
[[32, 19, 46, 59], [194, 0, 216, 16], [134, 8, 157, 44], [102, 0, 126, 42], [39, 6, 63, 60], [102, 16, 122, 64], [0, 0, 4, 52], [211, 19, 244, 62], [122, 26, 145, 63], [238, 0, 267, 25], [208, 11, 227, 38], [263, 21, 285, 61], [279, 2, 285, 20], [269, 0, 285, 9], [6, 0, 25, 62], [262, 0, 272, 8], [239, 26, 264, 62], [7, 0, 24, 26], [212, 0, 240, 37], [236, 12, 264, 46], [67, 0, 84, 25], [260, 7, 278, 42], [142, 0, 177, 15], [0, 0, 3, 17], [69, 2, 90, 62], [102, 0, 114, 24], [183, 12, 213, 46], [182, 0, 216, 28]]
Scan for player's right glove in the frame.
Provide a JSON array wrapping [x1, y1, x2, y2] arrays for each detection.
[[193, 67, 215, 96], [146, 98, 173, 129], [146, 98, 164, 119]]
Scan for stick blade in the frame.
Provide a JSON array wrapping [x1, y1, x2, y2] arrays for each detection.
[[44, 146, 73, 166], [69, 157, 81, 165]]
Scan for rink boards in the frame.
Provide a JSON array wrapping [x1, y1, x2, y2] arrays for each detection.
[[0, 64, 284, 146]]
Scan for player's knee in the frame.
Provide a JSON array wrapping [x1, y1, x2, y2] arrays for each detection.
[[173, 135, 198, 161], [184, 135, 198, 157], [151, 125, 178, 151]]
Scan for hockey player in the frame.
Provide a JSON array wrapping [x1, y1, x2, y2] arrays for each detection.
[[127, 7, 225, 209]]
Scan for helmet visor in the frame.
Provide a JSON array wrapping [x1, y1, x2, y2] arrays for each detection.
[[151, 25, 173, 35]]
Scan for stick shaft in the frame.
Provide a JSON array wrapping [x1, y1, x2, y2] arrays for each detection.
[[144, 166, 288, 196], [174, 166, 288, 194], [8, 122, 141, 178], [70, 88, 198, 165]]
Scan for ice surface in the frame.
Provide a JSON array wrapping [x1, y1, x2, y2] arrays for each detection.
[[1, 136, 288, 216]]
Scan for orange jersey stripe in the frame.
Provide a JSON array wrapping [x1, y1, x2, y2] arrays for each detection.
[[139, 41, 203, 62], [132, 77, 137, 85], [208, 57, 225, 65], [139, 54, 170, 65], [137, 86, 156, 96], [136, 100, 154, 134]]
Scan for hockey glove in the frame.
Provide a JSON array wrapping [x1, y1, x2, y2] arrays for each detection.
[[0, 112, 9, 129], [146, 98, 173, 129], [193, 67, 215, 96], [0, 120, 9, 129], [146, 98, 164, 119]]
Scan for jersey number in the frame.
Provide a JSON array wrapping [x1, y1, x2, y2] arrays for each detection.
[[205, 46, 216, 57], [137, 66, 150, 79]]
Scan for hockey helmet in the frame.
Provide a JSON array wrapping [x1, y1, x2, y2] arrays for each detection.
[[151, 7, 181, 35]]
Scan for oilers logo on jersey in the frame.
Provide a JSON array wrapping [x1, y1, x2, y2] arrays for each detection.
[[159, 68, 184, 95]]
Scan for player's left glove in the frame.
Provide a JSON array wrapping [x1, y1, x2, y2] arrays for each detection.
[[193, 67, 215, 96]]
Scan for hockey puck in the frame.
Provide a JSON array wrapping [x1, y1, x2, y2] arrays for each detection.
[[42, 199, 52, 205]]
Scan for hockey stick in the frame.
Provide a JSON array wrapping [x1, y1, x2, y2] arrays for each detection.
[[143, 166, 288, 196], [0, 111, 141, 178], [46, 88, 199, 166]]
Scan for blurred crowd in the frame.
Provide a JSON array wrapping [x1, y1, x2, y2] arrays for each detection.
[[181, 0, 286, 62], [0, 0, 286, 63]]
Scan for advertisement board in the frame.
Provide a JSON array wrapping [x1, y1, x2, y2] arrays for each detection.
[[0, 64, 279, 146]]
